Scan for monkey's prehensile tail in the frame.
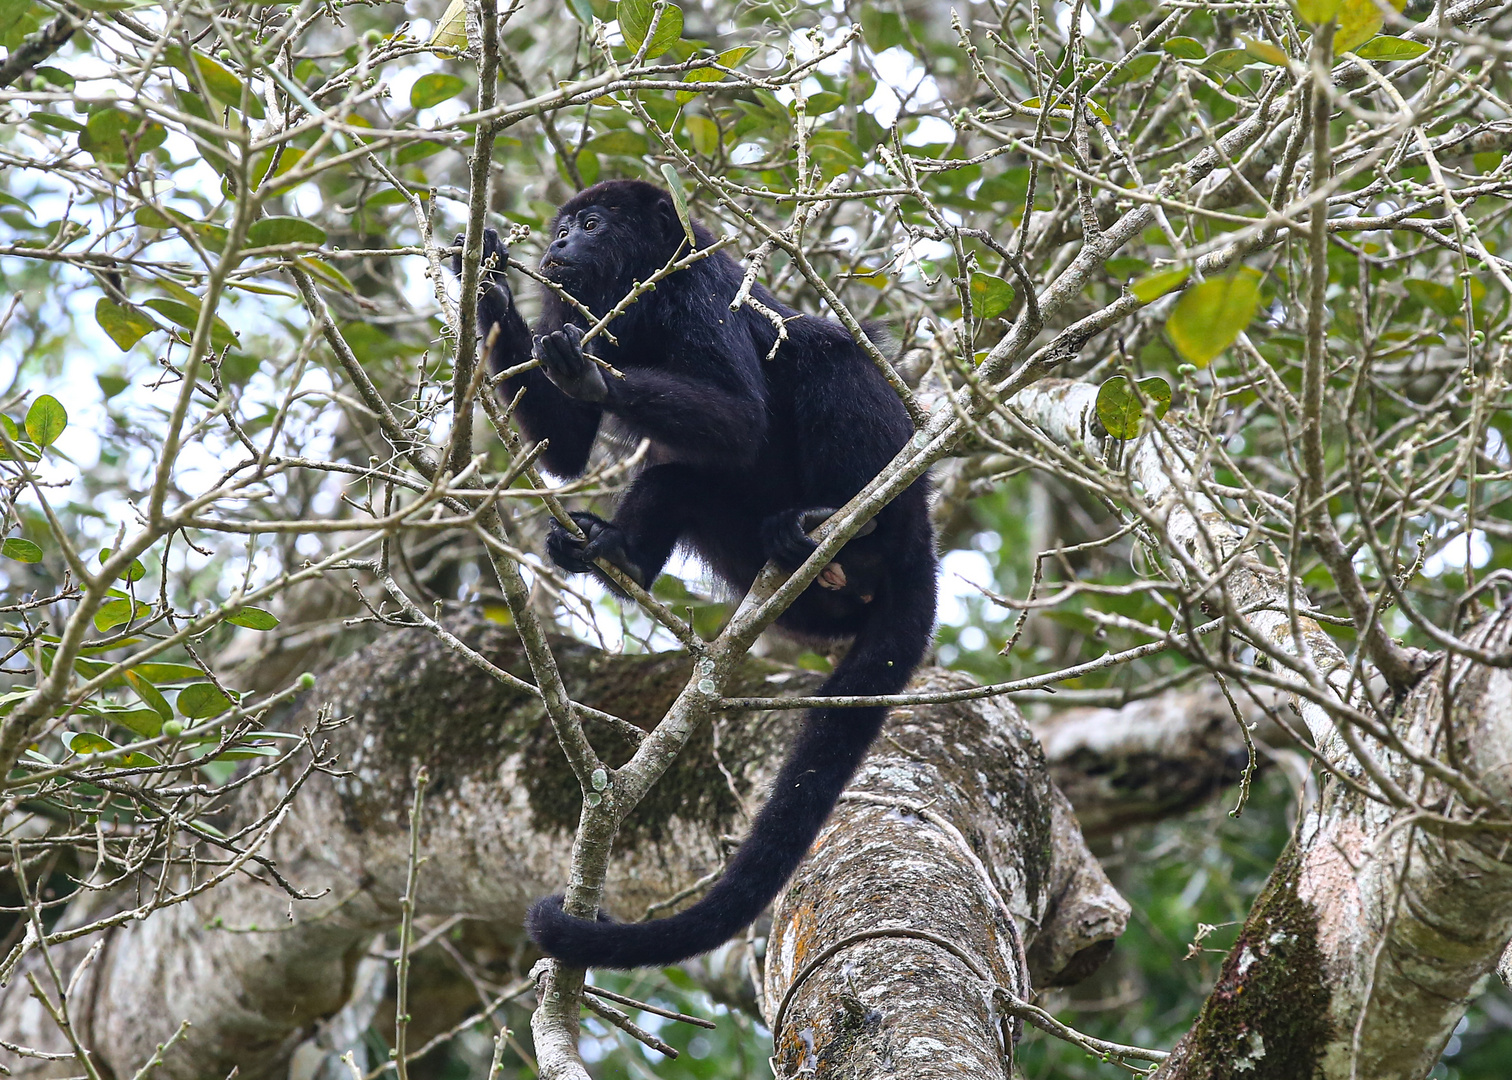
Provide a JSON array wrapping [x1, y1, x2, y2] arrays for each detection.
[[524, 561, 937, 969]]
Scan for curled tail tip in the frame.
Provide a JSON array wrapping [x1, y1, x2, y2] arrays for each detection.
[[525, 893, 575, 953], [525, 893, 621, 968]]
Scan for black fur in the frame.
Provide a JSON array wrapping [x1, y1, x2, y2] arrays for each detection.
[[453, 180, 938, 968]]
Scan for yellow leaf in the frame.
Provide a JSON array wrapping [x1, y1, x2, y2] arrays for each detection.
[[429, 0, 469, 51], [1241, 35, 1290, 66], [1334, 0, 1384, 54]]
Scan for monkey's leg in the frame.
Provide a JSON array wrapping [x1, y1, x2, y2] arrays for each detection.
[[547, 464, 700, 591]]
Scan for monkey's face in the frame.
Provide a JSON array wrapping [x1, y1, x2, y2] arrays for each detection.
[[541, 184, 686, 308], [540, 206, 611, 290]]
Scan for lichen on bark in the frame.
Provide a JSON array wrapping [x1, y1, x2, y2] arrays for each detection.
[[1156, 842, 1332, 1079]]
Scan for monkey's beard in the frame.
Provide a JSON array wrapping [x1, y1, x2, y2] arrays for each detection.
[[539, 259, 579, 285]]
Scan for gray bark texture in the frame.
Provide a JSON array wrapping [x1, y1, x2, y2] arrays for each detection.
[[762, 675, 1130, 1079], [1032, 683, 1289, 839], [0, 619, 1122, 1079], [1154, 606, 1512, 1080]]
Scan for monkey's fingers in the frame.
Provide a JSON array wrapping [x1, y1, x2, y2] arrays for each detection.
[[797, 507, 879, 539]]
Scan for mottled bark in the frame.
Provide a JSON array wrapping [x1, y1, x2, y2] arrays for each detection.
[[0, 621, 1123, 1080], [1032, 683, 1288, 838], [1156, 607, 1512, 1080], [763, 674, 1128, 1079]]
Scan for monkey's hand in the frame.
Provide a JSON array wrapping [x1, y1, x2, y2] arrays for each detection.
[[451, 228, 515, 335], [535, 324, 608, 403], [761, 507, 877, 589], [450, 227, 511, 287], [547, 511, 646, 588]]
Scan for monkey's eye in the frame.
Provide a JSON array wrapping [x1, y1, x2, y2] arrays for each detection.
[[557, 227, 568, 239], [583, 218, 598, 232]]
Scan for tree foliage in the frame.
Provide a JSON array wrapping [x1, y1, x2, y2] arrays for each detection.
[[3, 0, 1512, 1074]]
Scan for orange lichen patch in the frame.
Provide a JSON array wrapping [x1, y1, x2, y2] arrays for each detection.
[[786, 898, 823, 970]]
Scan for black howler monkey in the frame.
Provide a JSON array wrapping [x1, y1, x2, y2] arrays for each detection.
[[454, 180, 937, 969]]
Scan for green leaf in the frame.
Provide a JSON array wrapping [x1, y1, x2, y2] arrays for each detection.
[[1105, 257, 1148, 279], [1352, 35, 1429, 60], [678, 45, 756, 102], [144, 297, 200, 332], [1241, 35, 1290, 65], [1404, 278, 1461, 318], [659, 164, 697, 246], [429, 0, 469, 50], [79, 107, 167, 163], [1096, 375, 1173, 440], [126, 670, 174, 720], [587, 129, 648, 156], [1166, 270, 1263, 368], [1163, 37, 1207, 60], [410, 72, 467, 109], [566, 0, 594, 22], [24, 394, 66, 447], [803, 91, 845, 116], [248, 216, 327, 247], [95, 597, 150, 632], [227, 606, 279, 630], [133, 205, 182, 230], [1019, 97, 1068, 114], [685, 114, 720, 155], [1110, 53, 1161, 85], [300, 257, 354, 294], [97, 372, 129, 398], [131, 663, 206, 683], [206, 743, 278, 761], [178, 682, 234, 719], [1131, 265, 1191, 302], [95, 297, 157, 351], [143, 297, 238, 350], [0, 414, 36, 462], [106, 708, 164, 738], [968, 271, 1015, 320], [28, 113, 84, 134], [33, 65, 73, 89], [98, 547, 146, 582], [252, 147, 308, 192], [1334, 0, 1384, 53], [619, 0, 683, 59], [859, 7, 907, 51], [0, 190, 35, 217], [1201, 49, 1251, 75], [2, 537, 42, 562], [165, 46, 264, 118], [394, 140, 447, 165], [62, 730, 116, 756]]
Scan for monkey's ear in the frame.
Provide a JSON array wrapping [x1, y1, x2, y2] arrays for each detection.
[[654, 198, 681, 240]]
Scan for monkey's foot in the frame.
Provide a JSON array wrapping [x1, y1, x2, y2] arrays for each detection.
[[760, 506, 877, 569], [547, 512, 644, 586]]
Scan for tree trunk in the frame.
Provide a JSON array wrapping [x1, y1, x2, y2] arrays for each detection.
[[1155, 607, 1512, 1080], [0, 620, 1122, 1080]]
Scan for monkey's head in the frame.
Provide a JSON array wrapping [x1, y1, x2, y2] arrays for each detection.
[[541, 180, 694, 306]]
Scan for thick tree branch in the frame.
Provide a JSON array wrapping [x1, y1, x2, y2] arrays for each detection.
[[763, 674, 1128, 1079], [1034, 683, 1290, 839], [0, 621, 1124, 1080], [1156, 606, 1512, 1079]]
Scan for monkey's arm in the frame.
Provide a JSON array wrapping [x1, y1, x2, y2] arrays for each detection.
[[457, 229, 602, 478], [536, 329, 767, 469]]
